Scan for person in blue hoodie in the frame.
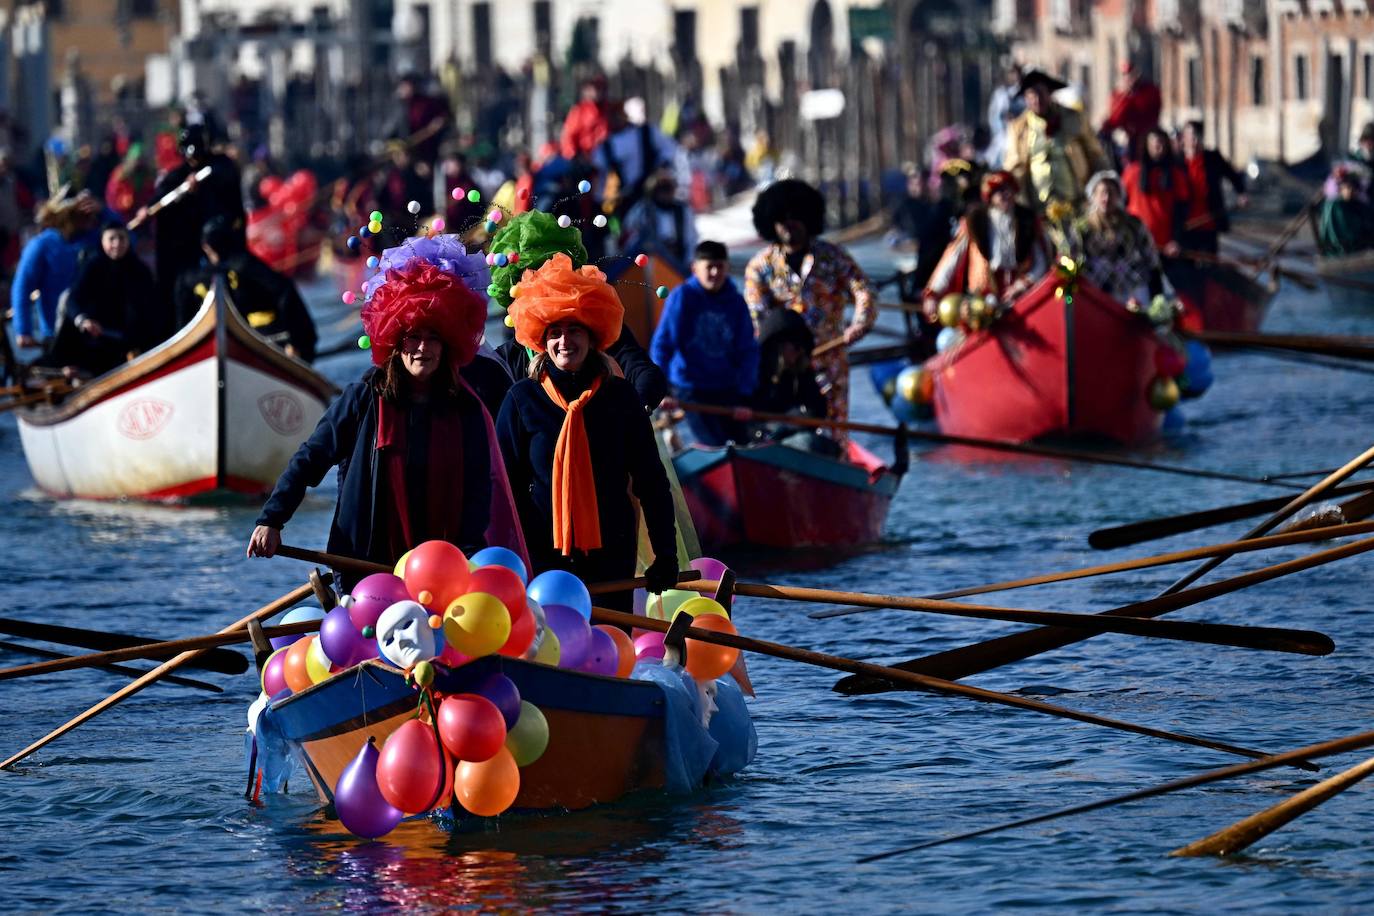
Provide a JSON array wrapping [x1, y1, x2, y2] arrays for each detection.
[[650, 240, 760, 446], [10, 191, 102, 348]]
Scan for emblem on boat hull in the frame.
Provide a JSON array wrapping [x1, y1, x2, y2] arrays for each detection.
[[117, 398, 174, 440], [258, 391, 304, 436]]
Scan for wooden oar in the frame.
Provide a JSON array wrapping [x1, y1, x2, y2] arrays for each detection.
[[0, 383, 72, 414], [677, 403, 1307, 490], [1186, 329, 1374, 362], [0, 578, 323, 770], [857, 725, 1374, 862], [1088, 480, 1374, 549], [0, 640, 223, 692], [126, 165, 213, 231], [1254, 189, 1324, 273], [811, 520, 1374, 617], [0, 619, 324, 681], [834, 533, 1374, 692], [0, 616, 249, 674], [589, 605, 1301, 766], [273, 546, 1331, 656]]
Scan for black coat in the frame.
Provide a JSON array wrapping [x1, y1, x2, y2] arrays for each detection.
[[496, 363, 676, 584], [152, 155, 245, 325], [495, 325, 668, 411], [257, 370, 492, 580], [48, 252, 158, 375], [176, 251, 317, 361]]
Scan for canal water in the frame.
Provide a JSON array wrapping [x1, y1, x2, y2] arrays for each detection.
[[2, 243, 1372, 913]]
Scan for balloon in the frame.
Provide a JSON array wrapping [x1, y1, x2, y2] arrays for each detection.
[[595, 624, 637, 677], [505, 701, 549, 766], [646, 589, 695, 622], [519, 598, 547, 660], [1162, 404, 1186, 434], [579, 626, 619, 676], [393, 549, 412, 578], [437, 643, 471, 667], [937, 294, 962, 328], [283, 635, 316, 693], [685, 614, 741, 682], [320, 604, 371, 668], [936, 326, 961, 353], [261, 647, 289, 696], [634, 630, 666, 661], [689, 557, 729, 583], [475, 672, 522, 729], [1147, 375, 1181, 411], [442, 592, 512, 657], [376, 719, 449, 814], [675, 596, 729, 620], [470, 566, 531, 657], [305, 635, 334, 684], [500, 602, 536, 658], [470, 547, 529, 584], [897, 366, 934, 405], [270, 604, 325, 651], [348, 574, 411, 632], [543, 604, 591, 670], [533, 627, 560, 665], [1181, 340, 1214, 397], [404, 541, 470, 610], [1154, 344, 1187, 377], [334, 738, 404, 838], [527, 570, 591, 620], [455, 747, 521, 817], [437, 693, 507, 761]]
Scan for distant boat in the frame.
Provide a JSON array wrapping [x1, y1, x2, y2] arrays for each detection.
[[1166, 259, 1275, 333], [16, 283, 336, 501], [1315, 250, 1374, 310]]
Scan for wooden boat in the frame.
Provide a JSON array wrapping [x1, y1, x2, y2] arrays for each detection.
[[16, 282, 337, 500], [925, 276, 1168, 446], [1165, 259, 1275, 332], [672, 439, 901, 550], [1316, 250, 1374, 309], [269, 655, 743, 813], [604, 244, 687, 344]]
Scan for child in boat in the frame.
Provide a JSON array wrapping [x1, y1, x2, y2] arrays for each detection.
[[46, 219, 157, 378], [1313, 167, 1374, 257], [496, 252, 680, 611], [650, 240, 760, 446], [248, 235, 525, 589]]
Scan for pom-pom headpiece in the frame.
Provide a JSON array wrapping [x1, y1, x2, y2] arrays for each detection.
[[508, 253, 623, 352], [487, 211, 588, 310], [360, 235, 490, 368]]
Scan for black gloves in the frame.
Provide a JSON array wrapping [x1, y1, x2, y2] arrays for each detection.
[[644, 555, 679, 594]]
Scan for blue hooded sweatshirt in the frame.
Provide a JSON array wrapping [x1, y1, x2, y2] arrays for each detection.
[[649, 276, 759, 396]]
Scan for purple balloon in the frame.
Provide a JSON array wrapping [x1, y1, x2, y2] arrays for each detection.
[[690, 557, 729, 584], [349, 574, 411, 632], [320, 604, 373, 668], [633, 631, 666, 661], [527, 570, 592, 620], [544, 604, 591, 670], [580, 627, 619, 676], [262, 650, 289, 696], [335, 738, 405, 839], [475, 672, 522, 729]]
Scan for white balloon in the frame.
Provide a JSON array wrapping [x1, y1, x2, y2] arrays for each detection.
[[375, 600, 438, 669]]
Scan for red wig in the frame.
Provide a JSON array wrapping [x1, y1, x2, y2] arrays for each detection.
[[361, 258, 486, 368]]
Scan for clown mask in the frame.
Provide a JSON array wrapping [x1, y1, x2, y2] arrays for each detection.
[[375, 600, 438, 669]]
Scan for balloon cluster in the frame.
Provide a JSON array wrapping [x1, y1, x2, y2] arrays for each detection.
[[1146, 338, 1213, 414], [935, 292, 1006, 334], [247, 171, 318, 274]]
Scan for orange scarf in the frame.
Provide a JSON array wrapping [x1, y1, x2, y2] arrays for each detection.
[[540, 373, 603, 554]]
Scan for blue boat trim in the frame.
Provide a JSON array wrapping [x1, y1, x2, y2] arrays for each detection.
[[674, 442, 898, 495]]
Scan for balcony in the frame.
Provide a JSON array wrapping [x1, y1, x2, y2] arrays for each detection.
[[1155, 0, 1201, 33]]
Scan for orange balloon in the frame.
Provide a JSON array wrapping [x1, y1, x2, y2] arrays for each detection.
[[685, 614, 740, 682], [455, 746, 521, 817], [594, 624, 637, 677], [283, 635, 316, 693]]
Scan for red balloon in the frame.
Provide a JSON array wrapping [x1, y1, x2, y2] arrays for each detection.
[[375, 719, 449, 814], [499, 603, 536, 657], [472, 565, 533, 657], [1154, 345, 1187, 378], [404, 540, 470, 610], [283, 636, 315, 693], [437, 693, 507, 762]]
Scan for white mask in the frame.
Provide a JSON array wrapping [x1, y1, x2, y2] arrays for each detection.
[[375, 600, 438, 669]]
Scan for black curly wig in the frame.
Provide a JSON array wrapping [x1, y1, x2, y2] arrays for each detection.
[[752, 179, 826, 243]]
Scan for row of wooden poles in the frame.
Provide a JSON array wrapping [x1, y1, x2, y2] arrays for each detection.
[[3, 439, 1374, 858]]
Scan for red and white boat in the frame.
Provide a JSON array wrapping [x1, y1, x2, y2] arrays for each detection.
[[926, 276, 1168, 446], [16, 284, 337, 501]]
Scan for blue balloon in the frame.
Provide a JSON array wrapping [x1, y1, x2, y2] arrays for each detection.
[[1162, 405, 1186, 434], [527, 569, 591, 620], [936, 327, 960, 353], [270, 604, 326, 651], [359, 225, 372, 239], [867, 358, 906, 404], [1181, 340, 1213, 398], [471, 546, 528, 584], [346, 235, 361, 251]]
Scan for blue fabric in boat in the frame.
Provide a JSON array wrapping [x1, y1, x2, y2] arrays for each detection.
[[631, 662, 755, 791], [709, 677, 757, 775], [246, 701, 297, 794]]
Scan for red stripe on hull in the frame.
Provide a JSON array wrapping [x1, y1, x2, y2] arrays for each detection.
[[55, 474, 271, 502]]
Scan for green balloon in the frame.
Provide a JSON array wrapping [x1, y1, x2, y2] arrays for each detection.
[[505, 700, 549, 766], [369, 210, 383, 223], [466, 188, 481, 203]]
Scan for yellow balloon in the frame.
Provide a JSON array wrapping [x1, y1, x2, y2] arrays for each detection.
[[674, 596, 729, 620], [304, 635, 333, 684], [505, 700, 550, 766], [647, 589, 695, 621], [368, 219, 383, 234], [533, 628, 560, 666], [393, 549, 413, 578], [443, 591, 512, 657]]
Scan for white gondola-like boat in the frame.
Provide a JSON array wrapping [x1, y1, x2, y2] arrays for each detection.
[[16, 281, 337, 501]]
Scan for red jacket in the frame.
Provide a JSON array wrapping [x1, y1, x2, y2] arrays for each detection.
[[1101, 82, 1162, 145], [560, 101, 610, 159], [1123, 161, 1190, 249]]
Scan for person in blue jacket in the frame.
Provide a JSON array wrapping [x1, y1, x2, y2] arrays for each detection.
[[10, 191, 102, 348], [650, 240, 759, 446]]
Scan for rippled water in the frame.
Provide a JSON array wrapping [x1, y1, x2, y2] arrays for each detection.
[[3, 246, 1374, 913]]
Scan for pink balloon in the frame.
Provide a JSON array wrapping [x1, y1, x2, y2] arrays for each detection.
[[262, 649, 289, 695], [633, 631, 666, 661], [690, 557, 729, 583], [349, 574, 411, 632]]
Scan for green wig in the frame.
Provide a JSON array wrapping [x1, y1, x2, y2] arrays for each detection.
[[487, 210, 589, 310]]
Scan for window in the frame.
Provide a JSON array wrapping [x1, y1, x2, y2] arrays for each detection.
[[130, 0, 158, 18], [1187, 57, 1201, 107], [1364, 52, 1372, 101], [1294, 52, 1308, 100], [1251, 54, 1266, 106], [472, 2, 493, 69], [674, 10, 697, 64], [43, 0, 64, 19], [534, 1, 552, 56], [740, 7, 760, 56]]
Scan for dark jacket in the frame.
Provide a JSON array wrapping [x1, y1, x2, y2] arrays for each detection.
[[496, 363, 676, 577], [152, 154, 244, 326], [752, 308, 828, 419], [495, 325, 667, 410], [47, 251, 158, 376], [1185, 149, 1246, 233], [176, 251, 317, 360], [256, 369, 491, 572]]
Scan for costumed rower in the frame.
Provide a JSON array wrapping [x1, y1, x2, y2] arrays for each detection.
[[1312, 166, 1374, 257], [751, 307, 829, 444], [1004, 70, 1112, 217], [922, 170, 1049, 320], [743, 179, 876, 440], [247, 234, 526, 589], [1122, 128, 1190, 257], [1177, 120, 1248, 255], [650, 240, 760, 447], [1069, 171, 1166, 308], [496, 253, 680, 612]]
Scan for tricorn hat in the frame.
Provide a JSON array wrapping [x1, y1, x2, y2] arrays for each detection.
[[1017, 69, 1068, 97]]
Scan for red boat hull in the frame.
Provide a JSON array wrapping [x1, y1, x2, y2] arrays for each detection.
[[1166, 260, 1274, 332], [673, 441, 900, 549], [927, 277, 1164, 445]]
